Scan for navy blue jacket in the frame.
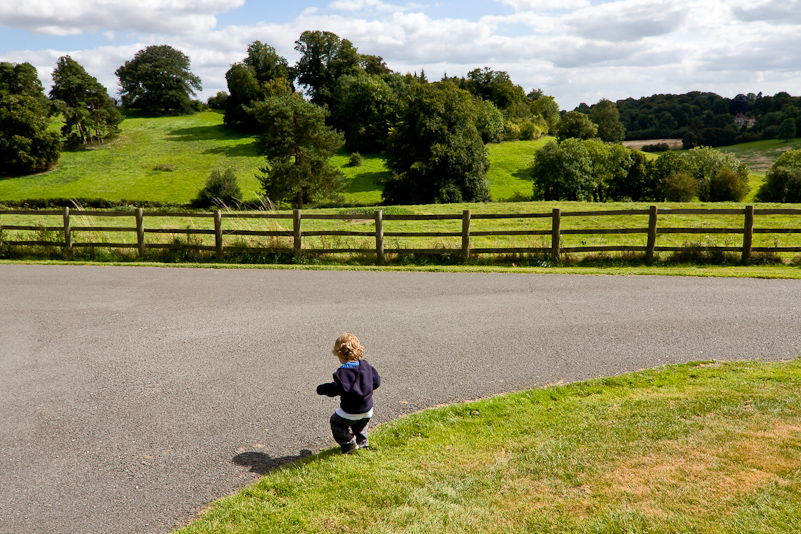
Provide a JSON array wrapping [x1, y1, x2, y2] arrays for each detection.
[[317, 359, 381, 415]]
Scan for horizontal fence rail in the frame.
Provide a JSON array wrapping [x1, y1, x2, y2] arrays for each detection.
[[1, 206, 801, 264]]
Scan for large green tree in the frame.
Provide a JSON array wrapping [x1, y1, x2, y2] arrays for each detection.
[[382, 81, 491, 205], [0, 62, 61, 175], [556, 110, 598, 141], [0, 94, 61, 176], [252, 94, 345, 209], [589, 99, 625, 143], [115, 45, 202, 114], [531, 138, 595, 201], [330, 73, 396, 152], [50, 55, 121, 145], [224, 41, 293, 131], [294, 31, 362, 109]]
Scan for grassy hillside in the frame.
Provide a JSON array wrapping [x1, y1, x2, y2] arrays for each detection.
[[0, 110, 795, 206]]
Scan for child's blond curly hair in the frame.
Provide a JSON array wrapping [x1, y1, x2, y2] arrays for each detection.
[[332, 333, 364, 361]]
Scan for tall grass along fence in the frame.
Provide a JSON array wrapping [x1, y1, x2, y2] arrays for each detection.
[[1, 206, 800, 264]]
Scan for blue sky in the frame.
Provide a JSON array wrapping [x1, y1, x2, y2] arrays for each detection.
[[2, 0, 800, 110]]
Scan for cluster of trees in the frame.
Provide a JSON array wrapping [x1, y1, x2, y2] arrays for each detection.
[[579, 91, 801, 148], [1, 45, 199, 176], [531, 141, 750, 203], [2, 55, 124, 176], [213, 31, 560, 207]]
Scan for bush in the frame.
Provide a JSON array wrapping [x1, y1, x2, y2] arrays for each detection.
[[193, 168, 242, 208], [664, 171, 697, 202], [519, 121, 542, 141], [709, 167, 749, 202], [504, 121, 521, 141], [348, 152, 363, 167], [642, 142, 670, 153]]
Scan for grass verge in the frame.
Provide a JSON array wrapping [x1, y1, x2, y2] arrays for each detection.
[[174, 359, 801, 534]]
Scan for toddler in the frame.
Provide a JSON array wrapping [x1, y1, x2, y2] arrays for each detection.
[[317, 333, 381, 453]]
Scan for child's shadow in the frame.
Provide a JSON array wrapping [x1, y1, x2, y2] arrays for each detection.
[[232, 449, 314, 475]]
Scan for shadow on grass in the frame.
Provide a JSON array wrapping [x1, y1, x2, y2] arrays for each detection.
[[232, 449, 314, 476], [201, 143, 262, 157], [346, 171, 386, 194], [166, 124, 254, 143]]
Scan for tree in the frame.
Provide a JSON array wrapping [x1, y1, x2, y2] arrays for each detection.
[[330, 73, 396, 152], [294, 31, 362, 108], [650, 150, 689, 201], [1, 62, 49, 105], [529, 92, 560, 134], [49, 56, 121, 145], [115, 45, 202, 114], [224, 41, 293, 131], [252, 94, 345, 209], [462, 68, 528, 120], [556, 110, 598, 141], [530, 139, 595, 201], [756, 148, 801, 203], [382, 81, 491, 204], [0, 62, 61, 175], [778, 118, 796, 142], [0, 94, 61, 176], [585, 139, 633, 201], [589, 99, 625, 142], [682, 146, 749, 201], [475, 99, 505, 144]]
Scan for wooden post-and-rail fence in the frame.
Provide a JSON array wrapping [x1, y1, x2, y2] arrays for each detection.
[[1, 206, 801, 264]]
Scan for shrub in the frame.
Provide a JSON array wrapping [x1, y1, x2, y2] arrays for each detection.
[[348, 152, 363, 167], [519, 121, 542, 141], [193, 168, 242, 208], [664, 171, 697, 202], [642, 142, 670, 153], [504, 121, 521, 141], [709, 167, 749, 202]]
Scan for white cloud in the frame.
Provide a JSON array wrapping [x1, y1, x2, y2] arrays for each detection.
[[730, 0, 801, 25], [0, 0, 244, 36], [328, 0, 416, 12], [3, 1, 801, 111], [562, 0, 689, 41], [495, 0, 591, 12]]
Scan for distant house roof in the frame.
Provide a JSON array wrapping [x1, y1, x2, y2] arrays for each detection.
[[734, 114, 756, 127]]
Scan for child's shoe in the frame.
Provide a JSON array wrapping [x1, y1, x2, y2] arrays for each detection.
[[341, 442, 359, 454]]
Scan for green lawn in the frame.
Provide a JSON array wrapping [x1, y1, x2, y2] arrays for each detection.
[[174, 359, 801, 534]]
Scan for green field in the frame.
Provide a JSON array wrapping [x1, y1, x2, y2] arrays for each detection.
[[0, 110, 551, 206], [1, 110, 797, 210], [174, 359, 801, 534]]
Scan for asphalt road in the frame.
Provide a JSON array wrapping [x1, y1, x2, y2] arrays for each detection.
[[1, 265, 799, 533]]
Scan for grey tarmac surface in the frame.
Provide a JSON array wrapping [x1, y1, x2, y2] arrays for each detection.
[[1, 264, 799, 533]]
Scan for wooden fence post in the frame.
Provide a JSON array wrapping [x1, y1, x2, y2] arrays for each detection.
[[462, 209, 471, 262], [646, 205, 658, 261], [293, 209, 302, 255], [214, 210, 223, 260], [551, 208, 561, 262], [62, 206, 72, 257], [136, 208, 145, 258], [742, 205, 754, 263], [374, 210, 384, 266]]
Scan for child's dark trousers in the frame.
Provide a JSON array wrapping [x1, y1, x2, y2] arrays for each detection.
[[330, 413, 370, 449]]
